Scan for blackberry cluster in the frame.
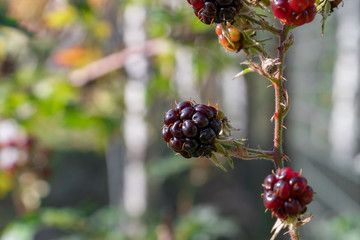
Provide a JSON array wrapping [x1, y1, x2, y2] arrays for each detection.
[[262, 167, 314, 219], [187, 0, 243, 25], [271, 0, 316, 26], [215, 23, 243, 52], [162, 101, 222, 158]]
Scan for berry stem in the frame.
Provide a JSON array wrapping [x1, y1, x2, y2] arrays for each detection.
[[240, 3, 281, 35], [232, 147, 274, 160], [289, 223, 300, 240], [272, 25, 290, 169]]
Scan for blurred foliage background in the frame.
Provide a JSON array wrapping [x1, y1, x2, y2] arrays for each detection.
[[0, 0, 359, 239]]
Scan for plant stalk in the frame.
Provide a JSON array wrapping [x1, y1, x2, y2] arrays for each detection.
[[272, 25, 290, 169], [289, 223, 299, 240]]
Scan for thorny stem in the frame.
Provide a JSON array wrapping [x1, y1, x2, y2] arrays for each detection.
[[272, 24, 290, 169], [227, 24, 292, 171]]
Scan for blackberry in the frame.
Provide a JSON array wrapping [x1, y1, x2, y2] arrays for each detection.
[[192, 112, 209, 128], [183, 138, 199, 153], [203, 2, 217, 18], [271, 0, 317, 26], [162, 101, 222, 158], [199, 128, 216, 144], [182, 119, 198, 137], [262, 168, 314, 219], [186, 0, 243, 25], [273, 180, 291, 200], [284, 198, 302, 215], [263, 174, 277, 191], [170, 120, 183, 138], [170, 137, 183, 152], [162, 125, 172, 142], [164, 109, 179, 125], [276, 167, 296, 181], [216, 0, 233, 6], [209, 118, 222, 135], [289, 176, 307, 196], [263, 191, 282, 211], [196, 144, 213, 157], [180, 107, 195, 120]]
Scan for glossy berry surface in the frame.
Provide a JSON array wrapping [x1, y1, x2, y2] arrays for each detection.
[[289, 176, 307, 196], [164, 109, 179, 125], [271, 0, 317, 26], [271, 0, 292, 19], [263, 191, 282, 211], [262, 168, 314, 219], [288, 0, 309, 12], [190, 0, 205, 9], [299, 185, 314, 205], [162, 126, 172, 142], [215, 23, 243, 52], [192, 112, 209, 128], [162, 101, 222, 158], [186, 0, 243, 25], [274, 180, 291, 200], [306, 5, 317, 23], [263, 174, 277, 191], [284, 198, 302, 215], [276, 167, 296, 181]]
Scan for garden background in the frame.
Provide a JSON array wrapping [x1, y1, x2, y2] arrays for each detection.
[[0, 0, 359, 239]]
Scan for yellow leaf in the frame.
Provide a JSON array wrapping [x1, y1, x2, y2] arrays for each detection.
[[0, 172, 13, 198], [44, 5, 77, 29]]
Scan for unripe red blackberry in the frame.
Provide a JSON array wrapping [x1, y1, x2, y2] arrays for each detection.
[[162, 101, 222, 158], [288, 0, 309, 12], [271, 0, 292, 19], [262, 168, 314, 219], [186, 0, 243, 25], [270, 0, 317, 26], [190, 0, 205, 9]]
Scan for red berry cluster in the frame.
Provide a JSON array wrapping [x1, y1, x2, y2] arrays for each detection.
[[162, 101, 222, 158], [186, 0, 243, 25], [262, 167, 314, 219], [215, 23, 243, 52], [271, 0, 317, 26]]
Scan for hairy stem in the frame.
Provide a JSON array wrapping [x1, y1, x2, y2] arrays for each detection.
[[272, 25, 290, 169], [289, 223, 299, 240], [231, 147, 274, 160]]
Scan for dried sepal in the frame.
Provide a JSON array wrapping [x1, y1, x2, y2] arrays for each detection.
[[318, 0, 343, 35]]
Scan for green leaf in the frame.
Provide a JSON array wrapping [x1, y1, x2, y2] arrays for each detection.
[[321, 1, 331, 35], [210, 154, 227, 172], [227, 157, 234, 169], [233, 67, 254, 79]]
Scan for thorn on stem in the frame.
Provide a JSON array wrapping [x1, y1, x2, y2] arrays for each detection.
[[271, 112, 278, 122]]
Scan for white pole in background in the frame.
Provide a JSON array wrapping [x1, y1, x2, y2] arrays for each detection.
[[329, 0, 360, 166], [122, 4, 148, 236]]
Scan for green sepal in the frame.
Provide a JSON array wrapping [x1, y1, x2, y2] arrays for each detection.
[[210, 153, 227, 172]]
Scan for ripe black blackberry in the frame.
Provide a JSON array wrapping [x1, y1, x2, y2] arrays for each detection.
[[162, 101, 222, 158], [187, 0, 243, 25]]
